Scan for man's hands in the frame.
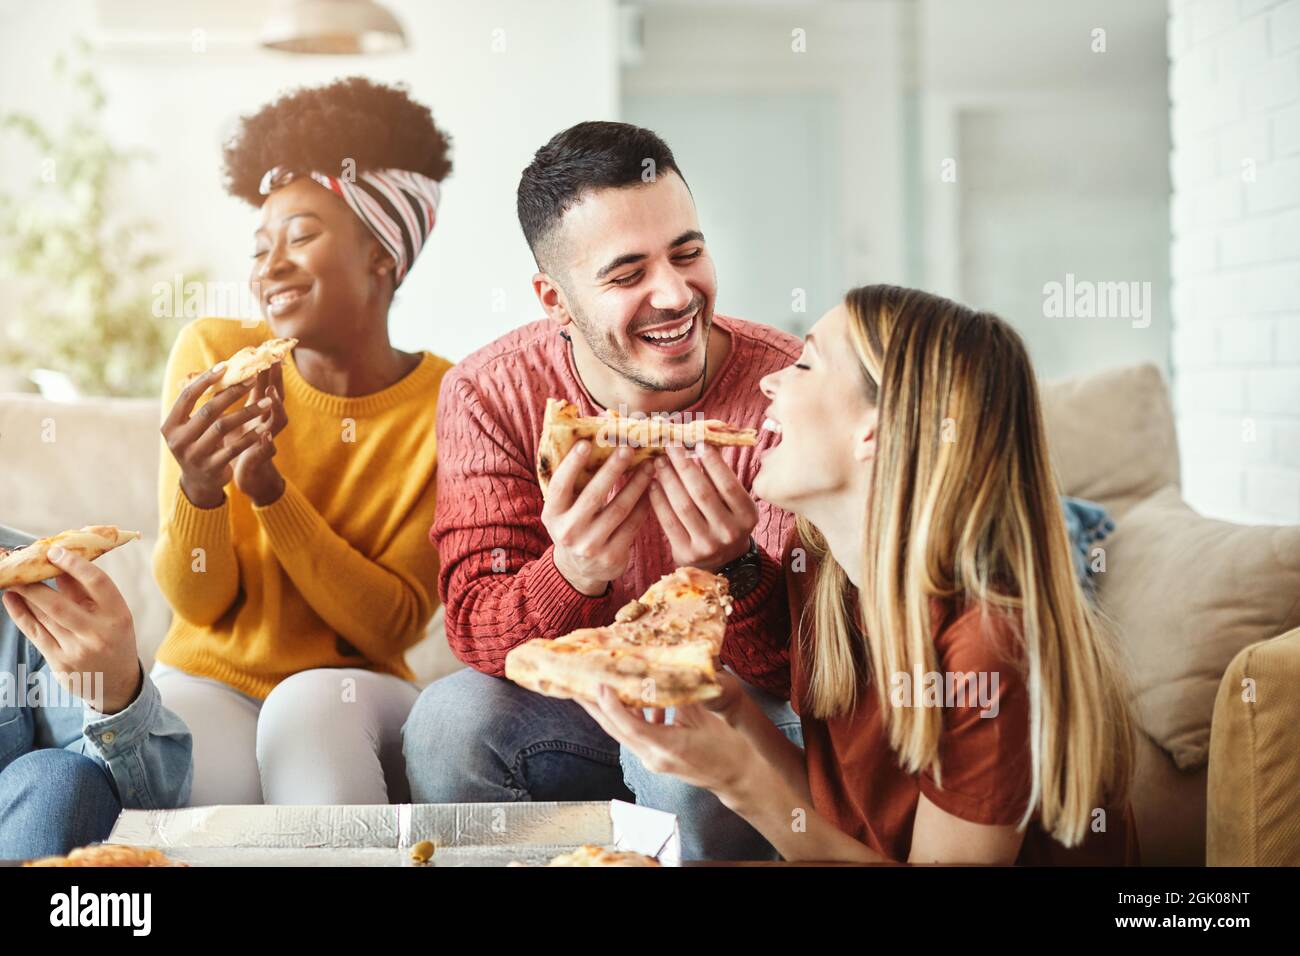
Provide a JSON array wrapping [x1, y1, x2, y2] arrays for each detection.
[[162, 362, 288, 509], [2, 548, 143, 715], [648, 444, 757, 571], [542, 442, 655, 596], [542, 437, 760, 596]]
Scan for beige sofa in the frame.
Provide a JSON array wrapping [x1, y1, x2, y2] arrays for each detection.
[[2, 362, 1297, 865], [0, 393, 462, 685]]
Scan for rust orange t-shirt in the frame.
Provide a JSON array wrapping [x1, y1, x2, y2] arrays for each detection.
[[785, 540, 1140, 865]]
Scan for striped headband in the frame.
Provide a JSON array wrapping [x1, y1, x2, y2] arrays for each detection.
[[258, 165, 441, 287]]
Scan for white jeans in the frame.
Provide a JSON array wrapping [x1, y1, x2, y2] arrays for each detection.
[[150, 663, 419, 806]]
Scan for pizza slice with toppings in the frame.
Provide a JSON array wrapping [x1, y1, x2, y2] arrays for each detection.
[[536, 398, 756, 498], [546, 845, 662, 867], [25, 845, 185, 867], [505, 567, 732, 707]]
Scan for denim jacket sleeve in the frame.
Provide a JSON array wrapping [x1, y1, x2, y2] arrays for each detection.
[[24, 647, 194, 811], [73, 671, 194, 809]]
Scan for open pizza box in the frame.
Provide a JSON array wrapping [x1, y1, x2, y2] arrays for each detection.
[[104, 800, 681, 867]]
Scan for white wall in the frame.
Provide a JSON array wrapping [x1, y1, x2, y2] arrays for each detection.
[[954, 99, 1172, 380], [1169, 0, 1300, 524], [621, 0, 911, 336], [1, 0, 620, 363], [619, 0, 1173, 380], [917, 0, 1173, 381]]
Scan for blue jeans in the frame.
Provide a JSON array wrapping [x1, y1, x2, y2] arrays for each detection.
[[0, 749, 122, 860], [402, 667, 804, 861]]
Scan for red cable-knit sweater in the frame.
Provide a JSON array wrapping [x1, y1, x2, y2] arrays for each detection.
[[429, 314, 800, 693]]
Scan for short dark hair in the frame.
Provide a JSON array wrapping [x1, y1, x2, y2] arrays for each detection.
[[223, 76, 452, 207], [516, 121, 684, 269]]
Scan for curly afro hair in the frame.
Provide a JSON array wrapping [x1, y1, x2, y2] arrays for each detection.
[[222, 76, 452, 207]]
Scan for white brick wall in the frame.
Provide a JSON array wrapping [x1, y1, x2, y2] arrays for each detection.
[[1170, 0, 1300, 523]]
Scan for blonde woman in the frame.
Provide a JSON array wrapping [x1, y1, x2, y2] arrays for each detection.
[[583, 284, 1139, 864]]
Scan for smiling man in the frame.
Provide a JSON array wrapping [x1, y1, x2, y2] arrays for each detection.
[[402, 122, 803, 860]]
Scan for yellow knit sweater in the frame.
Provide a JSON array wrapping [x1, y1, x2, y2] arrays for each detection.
[[152, 317, 451, 699]]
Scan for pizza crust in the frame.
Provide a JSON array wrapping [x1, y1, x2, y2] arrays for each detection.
[[505, 567, 733, 707], [506, 638, 722, 708], [0, 526, 141, 589], [536, 398, 756, 498], [25, 845, 185, 867]]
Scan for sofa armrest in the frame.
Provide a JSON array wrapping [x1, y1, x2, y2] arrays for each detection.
[[1206, 626, 1300, 866]]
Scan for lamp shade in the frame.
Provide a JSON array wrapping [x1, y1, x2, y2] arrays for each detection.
[[260, 0, 407, 55]]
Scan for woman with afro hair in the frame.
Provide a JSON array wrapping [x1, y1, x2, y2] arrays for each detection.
[[150, 77, 454, 806]]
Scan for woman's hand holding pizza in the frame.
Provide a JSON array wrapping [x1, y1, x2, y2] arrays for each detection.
[[577, 673, 764, 803], [2, 549, 143, 715], [249, 361, 288, 438], [231, 364, 288, 507], [162, 363, 273, 510], [648, 443, 758, 571], [541, 441, 656, 597]]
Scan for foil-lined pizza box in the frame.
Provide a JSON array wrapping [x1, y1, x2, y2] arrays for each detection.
[[105, 800, 680, 867]]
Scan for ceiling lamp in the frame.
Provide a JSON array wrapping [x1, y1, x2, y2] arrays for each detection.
[[260, 0, 407, 55]]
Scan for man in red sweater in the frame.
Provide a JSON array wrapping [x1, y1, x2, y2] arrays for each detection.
[[402, 122, 802, 860]]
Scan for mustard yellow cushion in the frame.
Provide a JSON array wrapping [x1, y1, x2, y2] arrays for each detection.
[[1207, 628, 1300, 865]]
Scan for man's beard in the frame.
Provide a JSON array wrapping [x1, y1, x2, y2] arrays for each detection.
[[568, 293, 712, 393]]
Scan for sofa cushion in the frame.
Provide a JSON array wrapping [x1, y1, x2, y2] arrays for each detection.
[[1207, 626, 1300, 865], [0, 395, 161, 541], [1039, 363, 1180, 520], [405, 606, 464, 686], [0, 395, 169, 666], [1098, 485, 1300, 770]]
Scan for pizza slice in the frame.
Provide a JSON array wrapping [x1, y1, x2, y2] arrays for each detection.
[[504, 567, 733, 707], [0, 525, 141, 589], [25, 845, 185, 867], [546, 845, 661, 867], [180, 336, 298, 394], [536, 397, 756, 498]]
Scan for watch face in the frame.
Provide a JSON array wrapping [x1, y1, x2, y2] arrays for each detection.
[[726, 558, 761, 599]]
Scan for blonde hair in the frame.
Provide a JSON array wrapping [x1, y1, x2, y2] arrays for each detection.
[[797, 284, 1135, 847]]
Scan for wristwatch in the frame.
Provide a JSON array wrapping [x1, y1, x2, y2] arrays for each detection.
[[716, 536, 762, 600]]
